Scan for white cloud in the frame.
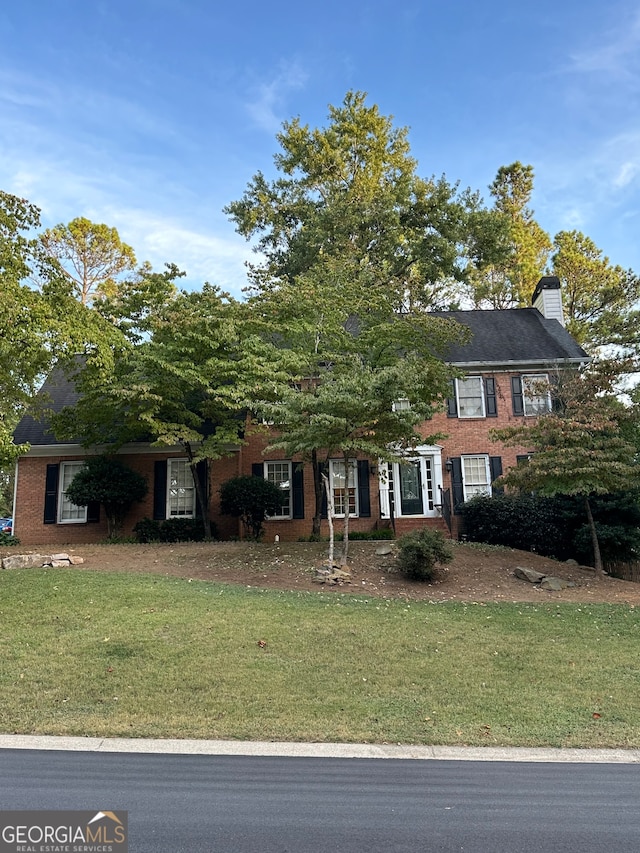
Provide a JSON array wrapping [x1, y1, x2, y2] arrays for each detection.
[[568, 8, 640, 85], [99, 206, 254, 296], [246, 59, 308, 133]]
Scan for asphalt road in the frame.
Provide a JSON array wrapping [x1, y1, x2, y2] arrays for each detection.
[[1, 749, 639, 852]]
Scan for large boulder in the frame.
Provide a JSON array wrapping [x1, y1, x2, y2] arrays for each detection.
[[513, 566, 546, 584], [540, 576, 576, 591], [2, 554, 50, 570]]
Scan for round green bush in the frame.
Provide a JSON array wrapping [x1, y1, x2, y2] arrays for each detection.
[[397, 528, 453, 581]]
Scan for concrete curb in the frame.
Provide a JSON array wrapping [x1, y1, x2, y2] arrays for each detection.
[[0, 735, 638, 763]]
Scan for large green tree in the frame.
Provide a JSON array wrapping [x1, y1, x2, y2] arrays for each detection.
[[492, 361, 640, 576], [225, 90, 497, 310], [466, 162, 552, 308], [0, 192, 121, 466], [226, 92, 491, 551], [38, 217, 137, 305], [52, 285, 264, 539], [551, 230, 640, 355], [245, 254, 467, 561]]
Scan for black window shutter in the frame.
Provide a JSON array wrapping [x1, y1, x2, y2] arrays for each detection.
[[450, 457, 464, 514], [292, 463, 304, 519], [195, 459, 208, 518], [511, 376, 524, 416], [446, 380, 458, 417], [153, 460, 168, 520], [320, 462, 329, 519], [357, 460, 371, 518], [484, 377, 498, 417], [43, 463, 59, 524], [87, 501, 100, 523], [549, 373, 561, 412], [252, 463, 264, 478], [489, 457, 503, 495]]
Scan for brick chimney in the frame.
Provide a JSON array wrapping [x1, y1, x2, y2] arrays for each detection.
[[532, 276, 564, 326]]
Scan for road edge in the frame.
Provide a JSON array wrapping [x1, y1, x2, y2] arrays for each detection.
[[0, 735, 638, 763]]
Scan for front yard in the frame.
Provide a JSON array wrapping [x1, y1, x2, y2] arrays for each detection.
[[0, 542, 638, 747]]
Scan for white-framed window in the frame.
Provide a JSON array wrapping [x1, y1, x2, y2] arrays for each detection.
[[461, 455, 492, 501], [264, 461, 292, 518], [455, 377, 485, 418], [522, 374, 551, 416], [329, 459, 358, 517], [167, 459, 195, 518], [58, 461, 87, 523], [392, 398, 411, 412]]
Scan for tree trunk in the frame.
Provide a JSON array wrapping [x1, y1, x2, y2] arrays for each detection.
[[184, 442, 212, 540], [312, 449, 323, 538], [584, 495, 603, 579], [106, 508, 118, 539], [340, 452, 351, 568], [322, 472, 334, 566]]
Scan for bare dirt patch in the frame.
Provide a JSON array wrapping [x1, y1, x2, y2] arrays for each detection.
[[5, 540, 639, 604]]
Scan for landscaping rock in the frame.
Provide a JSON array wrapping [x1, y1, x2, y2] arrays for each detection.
[[1, 552, 85, 569], [313, 566, 352, 585], [375, 543, 395, 556], [514, 567, 546, 584], [2, 554, 50, 570], [540, 576, 576, 591]]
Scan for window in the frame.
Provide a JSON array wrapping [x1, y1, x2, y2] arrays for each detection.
[[167, 459, 195, 517], [264, 461, 292, 518], [58, 462, 87, 523], [329, 459, 358, 517], [522, 374, 551, 416], [392, 398, 411, 412], [461, 455, 491, 501], [456, 377, 485, 418]]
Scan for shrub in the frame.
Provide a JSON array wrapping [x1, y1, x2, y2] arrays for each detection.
[[573, 523, 640, 565], [460, 494, 573, 559], [159, 518, 212, 542], [397, 528, 453, 581], [133, 517, 216, 543], [219, 476, 284, 540], [66, 455, 148, 538], [133, 518, 162, 543], [0, 532, 20, 547], [460, 490, 640, 566], [298, 529, 396, 542]]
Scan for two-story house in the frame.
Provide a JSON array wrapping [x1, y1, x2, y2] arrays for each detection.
[[11, 277, 588, 545]]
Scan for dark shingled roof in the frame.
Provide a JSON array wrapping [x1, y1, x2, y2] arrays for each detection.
[[436, 308, 588, 365], [13, 365, 82, 446], [14, 308, 589, 448]]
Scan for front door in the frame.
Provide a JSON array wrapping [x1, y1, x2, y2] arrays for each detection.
[[399, 460, 424, 515], [398, 456, 436, 516]]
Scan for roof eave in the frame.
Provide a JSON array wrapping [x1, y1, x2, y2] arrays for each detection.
[[448, 356, 590, 371]]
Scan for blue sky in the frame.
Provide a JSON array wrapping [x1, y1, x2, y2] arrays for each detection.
[[1, 0, 639, 297]]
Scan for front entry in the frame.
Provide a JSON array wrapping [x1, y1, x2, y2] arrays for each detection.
[[379, 446, 443, 520]]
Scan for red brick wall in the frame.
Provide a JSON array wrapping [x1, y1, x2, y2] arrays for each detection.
[[13, 371, 537, 546]]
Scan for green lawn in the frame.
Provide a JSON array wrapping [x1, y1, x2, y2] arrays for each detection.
[[1, 568, 638, 747]]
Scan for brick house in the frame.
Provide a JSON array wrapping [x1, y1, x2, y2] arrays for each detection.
[[11, 277, 588, 545]]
